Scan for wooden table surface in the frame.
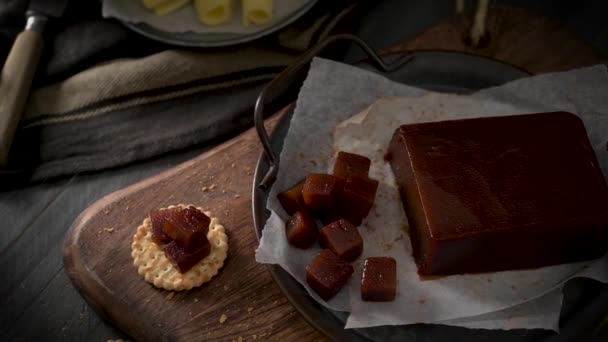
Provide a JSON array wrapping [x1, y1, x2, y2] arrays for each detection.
[[2, 2, 607, 341]]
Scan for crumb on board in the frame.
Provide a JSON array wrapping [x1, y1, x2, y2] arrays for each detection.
[[194, 298, 199, 302], [224, 285, 228, 291], [252, 335, 257, 340], [231, 163, 236, 168], [165, 292, 174, 300], [201, 186, 209, 192], [103, 227, 115, 233], [222, 190, 226, 194], [219, 314, 227, 324], [248, 307, 253, 313], [210, 184, 217, 190], [234, 194, 240, 199], [237, 337, 243, 342]]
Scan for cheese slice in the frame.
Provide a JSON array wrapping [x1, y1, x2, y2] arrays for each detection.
[[153, 0, 191, 16], [194, 0, 233, 25], [470, 0, 489, 46], [242, 0, 273, 26]]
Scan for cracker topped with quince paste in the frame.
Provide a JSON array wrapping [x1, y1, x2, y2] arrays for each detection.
[[131, 204, 228, 291]]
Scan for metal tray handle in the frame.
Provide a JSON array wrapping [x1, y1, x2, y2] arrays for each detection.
[[254, 33, 411, 189]]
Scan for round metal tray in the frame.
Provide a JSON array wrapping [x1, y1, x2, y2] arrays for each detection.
[[250, 46, 567, 341]]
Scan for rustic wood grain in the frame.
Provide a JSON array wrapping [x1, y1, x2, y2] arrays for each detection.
[[63, 108, 327, 342]]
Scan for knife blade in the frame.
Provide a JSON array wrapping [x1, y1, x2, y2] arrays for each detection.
[[27, 0, 70, 19], [0, 0, 70, 168]]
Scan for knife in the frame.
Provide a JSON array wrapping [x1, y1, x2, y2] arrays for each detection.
[[0, 0, 69, 168]]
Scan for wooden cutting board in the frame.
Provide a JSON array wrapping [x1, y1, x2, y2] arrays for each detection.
[[64, 108, 326, 342]]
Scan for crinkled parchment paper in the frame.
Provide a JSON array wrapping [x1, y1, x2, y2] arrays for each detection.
[[256, 57, 608, 330], [103, 0, 310, 34]]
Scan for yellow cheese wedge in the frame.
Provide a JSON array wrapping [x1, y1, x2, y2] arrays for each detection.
[[154, 0, 191, 16], [242, 0, 273, 26], [194, 0, 233, 25]]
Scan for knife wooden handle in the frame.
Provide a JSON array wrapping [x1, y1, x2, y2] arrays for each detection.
[[0, 29, 44, 167]]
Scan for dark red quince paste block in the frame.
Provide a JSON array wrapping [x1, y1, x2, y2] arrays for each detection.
[[388, 112, 608, 275], [306, 249, 354, 301]]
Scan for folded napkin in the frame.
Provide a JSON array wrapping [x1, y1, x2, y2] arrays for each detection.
[[1, 0, 364, 184]]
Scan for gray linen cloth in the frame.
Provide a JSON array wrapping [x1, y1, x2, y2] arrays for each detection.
[[6, 1, 363, 184]]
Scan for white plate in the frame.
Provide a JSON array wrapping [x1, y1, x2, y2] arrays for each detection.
[[107, 0, 318, 47]]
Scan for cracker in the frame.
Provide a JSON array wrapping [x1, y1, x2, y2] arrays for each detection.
[[131, 204, 229, 291]]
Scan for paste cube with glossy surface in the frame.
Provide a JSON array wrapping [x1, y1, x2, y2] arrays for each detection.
[[161, 206, 210, 252], [285, 210, 318, 249], [302, 173, 342, 212], [337, 176, 379, 225], [277, 180, 306, 216], [163, 240, 211, 273], [306, 249, 354, 301], [333, 151, 371, 179], [319, 219, 363, 262], [361, 257, 397, 301]]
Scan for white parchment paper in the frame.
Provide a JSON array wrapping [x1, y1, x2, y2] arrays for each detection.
[[255, 58, 608, 330], [103, 0, 310, 34]]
